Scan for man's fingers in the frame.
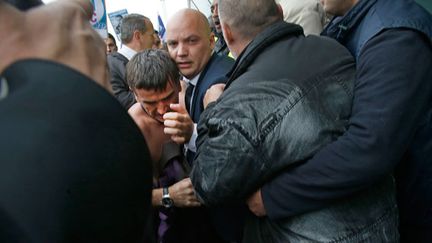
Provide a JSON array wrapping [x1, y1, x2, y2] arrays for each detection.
[[164, 127, 181, 135], [163, 112, 190, 123], [164, 119, 179, 128], [171, 136, 186, 145], [169, 103, 187, 113], [163, 112, 180, 121], [188, 201, 201, 207]]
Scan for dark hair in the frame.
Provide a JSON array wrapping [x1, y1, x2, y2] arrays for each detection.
[[107, 33, 117, 46], [126, 49, 180, 91], [120, 14, 150, 44]]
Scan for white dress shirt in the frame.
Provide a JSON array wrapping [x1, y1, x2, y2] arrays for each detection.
[[118, 44, 137, 61]]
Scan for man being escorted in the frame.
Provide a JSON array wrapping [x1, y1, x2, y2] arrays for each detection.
[[191, 0, 398, 242], [127, 49, 224, 243]]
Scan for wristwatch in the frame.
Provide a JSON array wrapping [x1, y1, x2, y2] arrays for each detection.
[[161, 187, 174, 208]]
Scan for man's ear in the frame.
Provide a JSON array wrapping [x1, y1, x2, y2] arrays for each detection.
[[209, 31, 216, 50], [221, 22, 233, 45], [133, 30, 141, 41]]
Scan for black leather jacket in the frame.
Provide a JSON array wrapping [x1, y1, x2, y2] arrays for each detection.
[[191, 21, 398, 242]]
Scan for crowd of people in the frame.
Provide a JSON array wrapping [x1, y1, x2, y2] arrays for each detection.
[[1, 0, 432, 242]]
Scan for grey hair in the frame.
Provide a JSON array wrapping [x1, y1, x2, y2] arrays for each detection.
[[120, 14, 150, 44], [126, 49, 180, 91], [219, 0, 280, 39]]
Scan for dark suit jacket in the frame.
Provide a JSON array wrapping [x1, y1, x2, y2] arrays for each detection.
[[189, 53, 234, 123], [0, 59, 153, 242], [107, 52, 135, 110], [185, 54, 245, 242]]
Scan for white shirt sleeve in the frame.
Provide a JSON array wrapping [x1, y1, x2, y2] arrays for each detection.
[[185, 123, 198, 153]]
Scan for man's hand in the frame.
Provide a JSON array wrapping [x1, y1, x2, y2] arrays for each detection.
[[163, 103, 194, 144], [0, 0, 109, 90], [246, 189, 267, 217], [178, 80, 187, 110], [169, 178, 201, 207], [204, 83, 225, 109]]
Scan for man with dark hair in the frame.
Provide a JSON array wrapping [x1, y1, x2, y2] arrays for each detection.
[[210, 0, 230, 56], [105, 33, 118, 54], [107, 13, 154, 109], [127, 49, 223, 243], [255, 0, 432, 242], [191, 0, 398, 242]]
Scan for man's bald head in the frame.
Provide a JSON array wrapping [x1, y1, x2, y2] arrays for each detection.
[[167, 9, 212, 36], [166, 9, 215, 79]]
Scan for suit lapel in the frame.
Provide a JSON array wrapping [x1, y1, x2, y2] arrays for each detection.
[[190, 54, 217, 121]]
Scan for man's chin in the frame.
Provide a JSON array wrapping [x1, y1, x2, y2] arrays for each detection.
[[179, 69, 195, 80]]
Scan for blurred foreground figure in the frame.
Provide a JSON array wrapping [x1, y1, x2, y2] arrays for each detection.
[[277, 0, 326, 35], [5, 0, 42, 10], [0, 1, 153, 242]]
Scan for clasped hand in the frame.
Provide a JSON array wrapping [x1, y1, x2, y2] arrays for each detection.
[[163, 104, 194, 144]]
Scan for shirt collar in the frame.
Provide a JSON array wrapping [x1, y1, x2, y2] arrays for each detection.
[[118, 44, 138, 60], [322, 0, 376, 42], [184, 73, 201, 86]]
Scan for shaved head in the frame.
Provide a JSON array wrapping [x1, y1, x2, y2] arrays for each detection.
[[167, 9, 212, 36], [219, 0, 281, 39], [166, 9, 215, 79]]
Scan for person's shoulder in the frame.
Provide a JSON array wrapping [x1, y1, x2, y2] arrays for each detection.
[[107, 52, 128, 65], [107, 53, 128, 74], [128, 103, 150, 131], [208, 54, 234, 72], [214, 53, 235, 64]]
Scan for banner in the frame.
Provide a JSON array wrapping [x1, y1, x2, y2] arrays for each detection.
[[108, 9, 129, 41], [158, 14, 166, 41], [90, 0, 108, 38]]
